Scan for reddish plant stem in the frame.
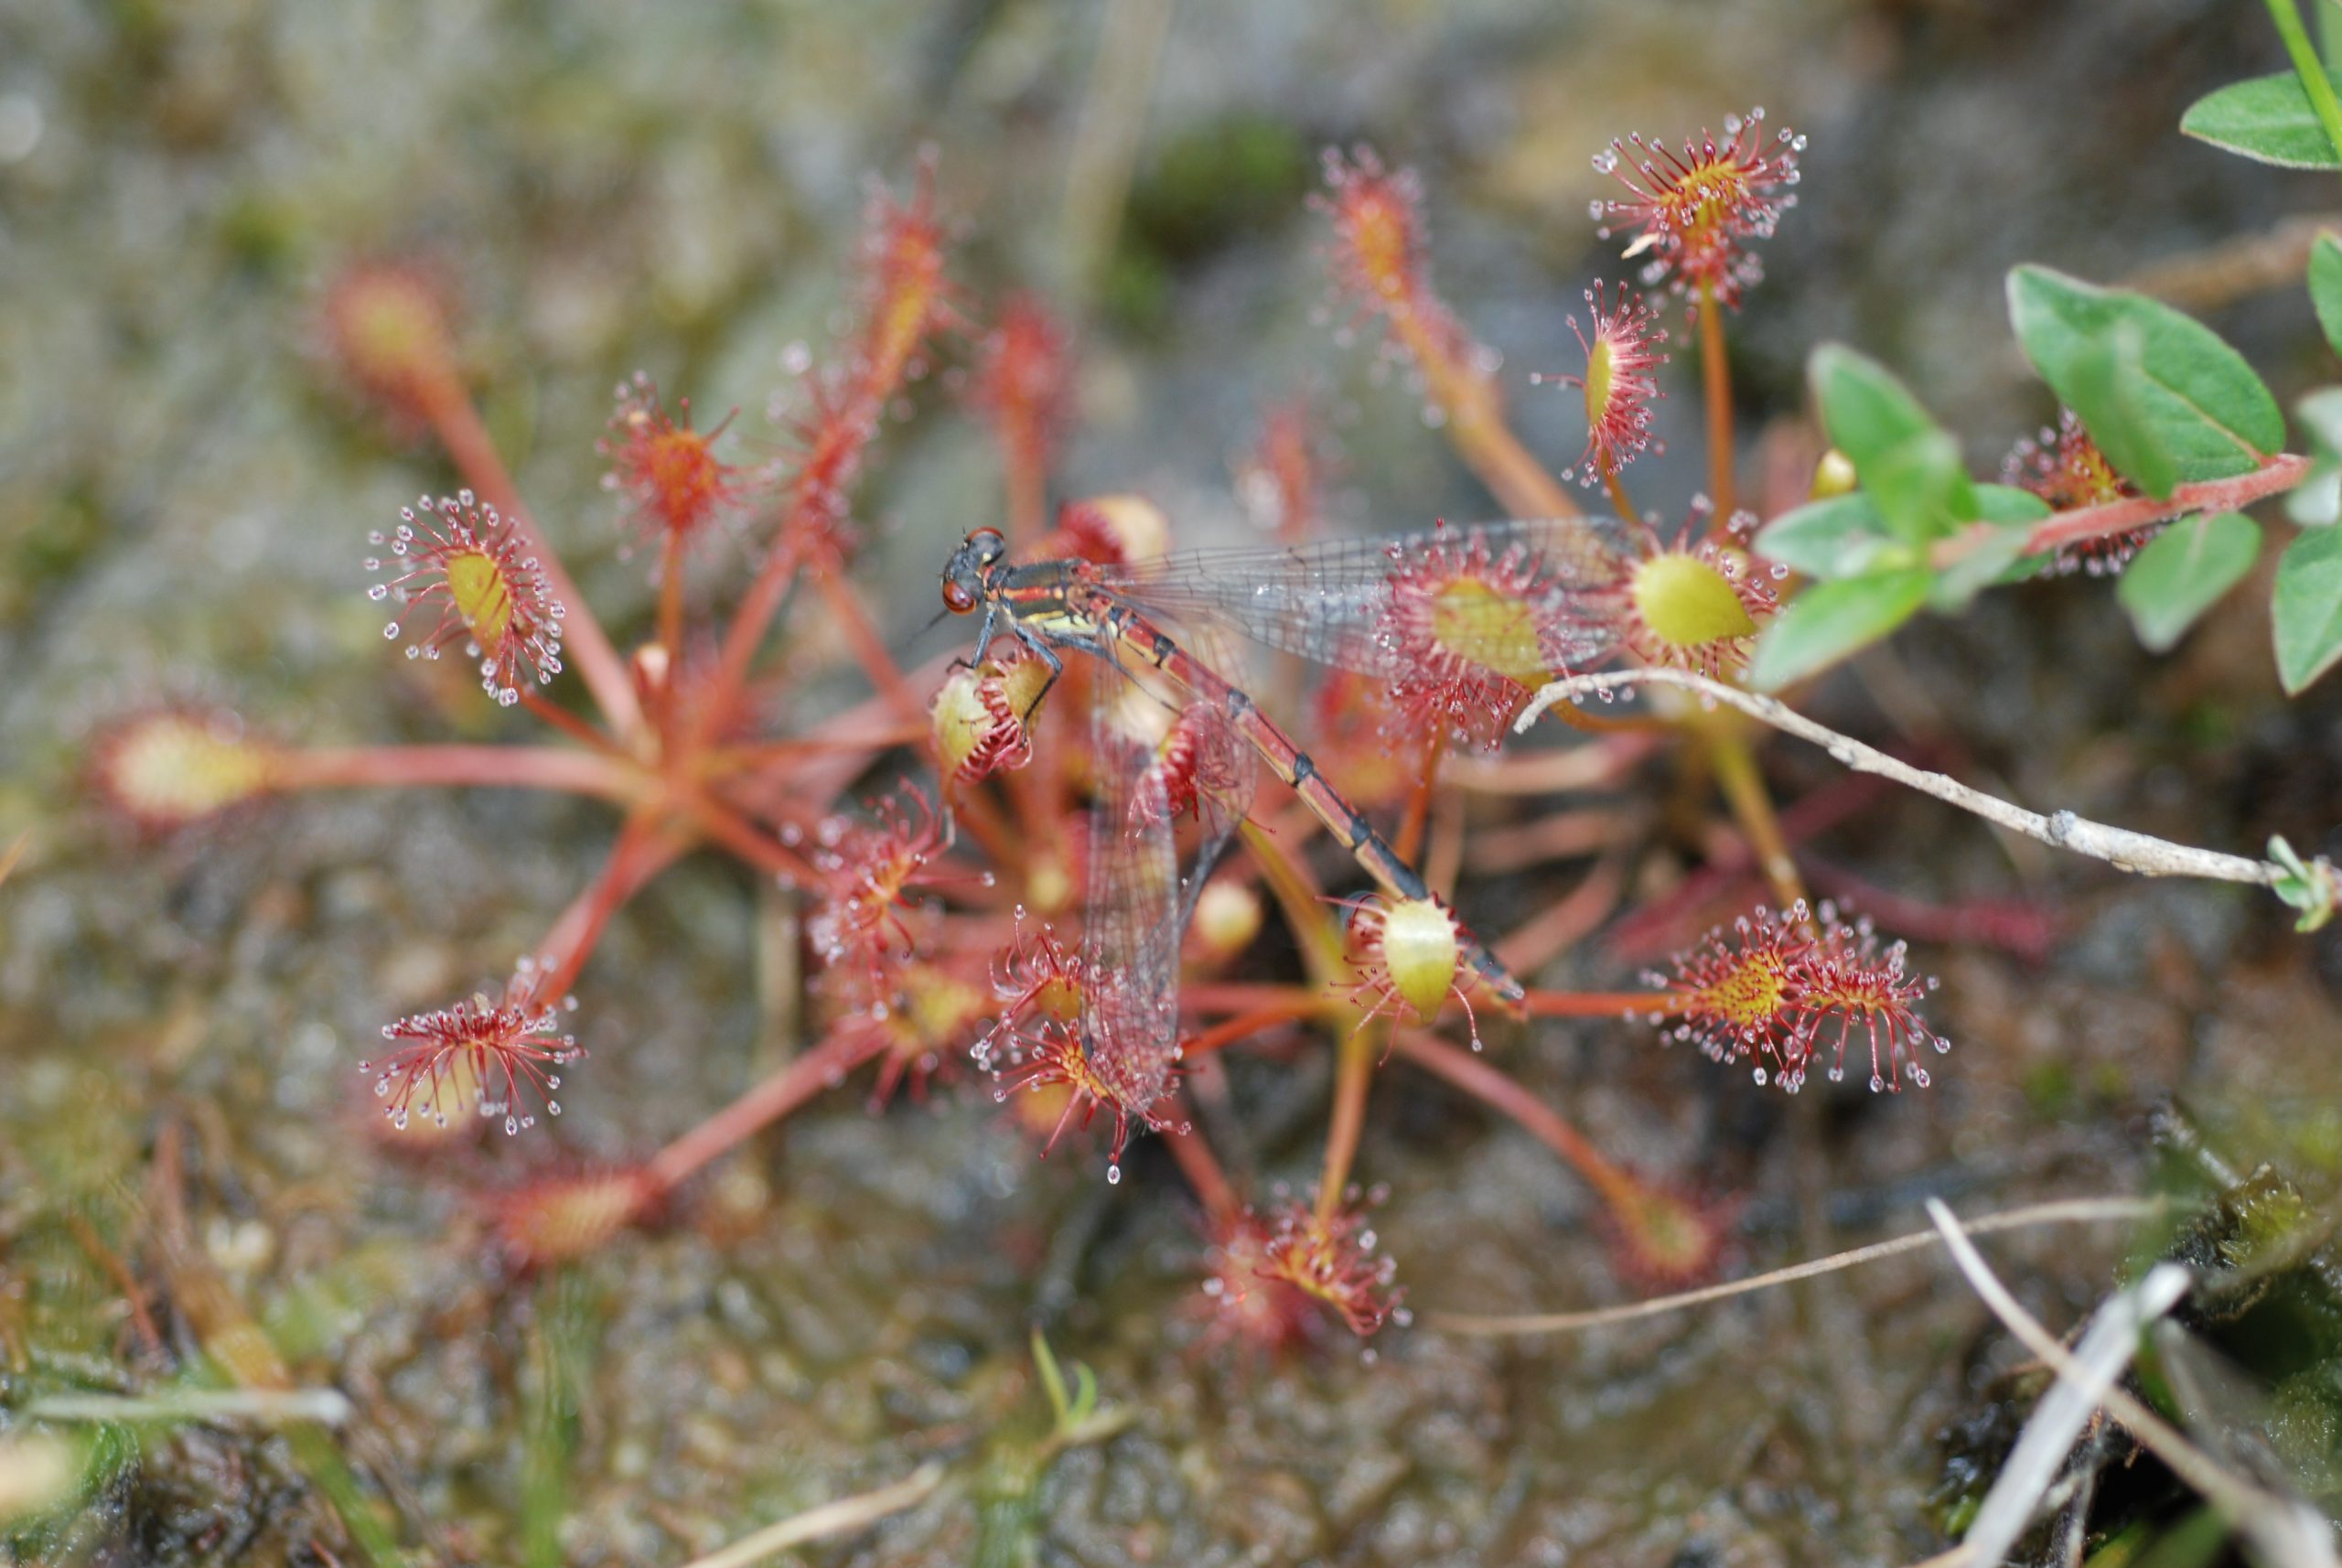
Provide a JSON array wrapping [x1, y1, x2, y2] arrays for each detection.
[[535, 814, 672, 998], [1696, 284, 1735, 514], [519, 689, 624, 756], [1519, 989, 1671, 1018], [939, 779, 1021, 868], [267, 744, 639, 802], [702, 537, 807, 744], [1463, 806, 1634, 874], [702, 724, 929, 774], [1184, 997, 1331, 1058], [1004, 441, 1048, 553], [1597, 452, 1637, 520], [646, 1026, 878, 1193], [1491, 854, 1627, 976], [1165, 1118, 1241, 1223], [1604, 763, 1901, 959], [657, 532, 686, 671], [1315, 1026, 1380, 1225], [1707, 726, 1809, 914], [64, 1211, 164, 1359], [1393, 726, 1446, 865], [1395, 1033, 1645, 1216], [1930, 451, 2311, 568], [687, 789, 821, 885], [1185, 981, 1324, 1014], [420, 382, 642, 738]]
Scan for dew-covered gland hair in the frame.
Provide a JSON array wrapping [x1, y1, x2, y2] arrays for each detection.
[[1343, 895, 1480, 1047], [1654, 900, 1950, 1093], [807, 783, 953, 996], [1375, 523, 1615, 747], [1533, 281, 1668, 485], [367, 490, 565, 706], [2003, 409, 2152, 575], [1613, 502, 1780, 678], [358, 965, 584, 1136], [931, 645, 1048, 785], [598, 371, 749, 549], [1252, 1188, 1407, 1337], [1591, 108, 1804, 313]]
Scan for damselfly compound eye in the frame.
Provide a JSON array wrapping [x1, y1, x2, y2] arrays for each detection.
[[942, 577, 976, 613]]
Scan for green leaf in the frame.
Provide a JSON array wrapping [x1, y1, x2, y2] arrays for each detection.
[[1809, 346, 1974, 541], [2006, 265, 2284, 499], [2063, 319, 2181, 499], [1930, 530, 2030, 612], [1030, 1328, 1072, 1423], [1748, 570, 1931, 690], [1973, 483, 2054, 527], [2273, 524, 2342, 692], [2269, 835, 2340, 931], [2181, 70, 2342, 167], [2311, 232, 2342, 356], [1754, 494, 1914, 579], [1922, 485, 2049, 609], [2115, 511, 2262, 651], [2290, 386, 2342, 526]]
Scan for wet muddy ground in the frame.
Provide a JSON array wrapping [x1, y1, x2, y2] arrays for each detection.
[[5, 2, 2342, 1563]]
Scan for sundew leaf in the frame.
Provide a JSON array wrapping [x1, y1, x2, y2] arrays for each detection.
[[2273, 525, 2342, 693], [1809, 346, 1975, 542], [1748, 569, 1930, 691], [2181, 70, 2342, 168], [2115, 511, 2261, 652], [2007, 266, 2283, 499], [2311, 232, 2342, 357]]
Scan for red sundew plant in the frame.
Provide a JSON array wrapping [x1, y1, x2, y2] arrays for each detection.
[[1376, 522, 1606, 746], [1534, 280, 1670, 506], [88, 708, 275, 835], [1592, 106, 1804, 316], [367, 491, 566, 706], [1609, 503, 1782, 679], [1644, 899, 1945, 1093], [1250, 1188, 1408, 1338], [805, 784, 955, 994], [360, 963, 583, 1135], [598, 371, 749, 553], [105, 19, 2342, 1380], [1341, 894, 1484, 1048]]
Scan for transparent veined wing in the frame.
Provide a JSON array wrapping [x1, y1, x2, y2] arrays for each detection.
[[1079, 691, 1185, 1138], [1091, 516, 1632, 682]]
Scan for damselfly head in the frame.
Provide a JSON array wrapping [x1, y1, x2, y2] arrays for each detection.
[[940, 527, 1006, 613]]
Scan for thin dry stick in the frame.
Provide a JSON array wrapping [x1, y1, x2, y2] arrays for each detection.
[[1926, 1200, 2337, 1568], [27, 1389, 355, 1425], [1431, 1196, 2161, 1337], [671, 1464, 945, 1568], [1518, 668, 2316, 889]]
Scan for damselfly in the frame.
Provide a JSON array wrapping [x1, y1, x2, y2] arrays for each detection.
[[940, 516, 1632, 1006], [972, 683, 1250, 1182]]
